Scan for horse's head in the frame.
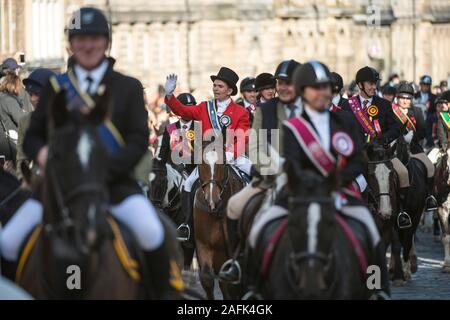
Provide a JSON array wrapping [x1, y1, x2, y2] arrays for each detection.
[[45, 88, 110, 251], [149, 157, 168, 208], [365, 140, 398, 220], [284, 169, 337, 299], [198, 140, 228, 213]]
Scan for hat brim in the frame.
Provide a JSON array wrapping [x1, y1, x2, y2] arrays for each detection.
[[211, 76, 238, 96], [397, 93, 413, 99]]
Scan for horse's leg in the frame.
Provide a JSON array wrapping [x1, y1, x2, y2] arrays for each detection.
[[391, 228, 405, 285], [439, 205, 450, 272], [409, 234, 418, 274]]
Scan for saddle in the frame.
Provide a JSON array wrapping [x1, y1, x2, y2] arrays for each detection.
[[15, 217, 142, 284], [252, 209, 371, 280]]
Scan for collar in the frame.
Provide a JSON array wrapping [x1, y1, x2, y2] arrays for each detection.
[[180, 119, 192, 128], [74, 59, 109, 85], [217, 98, 231, 109], [304, 104, 329, 120], [332, 94, 341, 106], [243, 99, 253, 108], [359, 94, 373, 106]]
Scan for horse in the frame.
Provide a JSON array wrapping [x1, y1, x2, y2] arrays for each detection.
[[149, 158, 195, 270], [16, 89, 183, 299], [193, 140, 245, 300], [434, 148, 450, 272], [259, 167, 370, 299], [393, 136, 427, 279]]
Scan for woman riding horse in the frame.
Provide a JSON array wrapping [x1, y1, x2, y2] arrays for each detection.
[[0, 7, 171, 298]]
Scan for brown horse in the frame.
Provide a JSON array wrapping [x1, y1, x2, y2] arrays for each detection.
[[193, 141, 244, 300], [16, 89, 184, 299]]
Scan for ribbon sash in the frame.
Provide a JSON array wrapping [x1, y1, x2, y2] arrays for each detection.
[[392, 104, 416, 132], [441, 112, 450, 130], [284, 117, 336, 177], [52, 71, 125, 154], [348, 96, 377, 138], [206, 99, 222, 136]]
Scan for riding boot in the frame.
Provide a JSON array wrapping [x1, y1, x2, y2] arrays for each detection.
[[143, 245, 171, 300], [219, 219, 241, 283], [425, 177, 438, 211], [397, 187, 412, 229], [369, 243, 391, 300], [177, 190, 192, 242]]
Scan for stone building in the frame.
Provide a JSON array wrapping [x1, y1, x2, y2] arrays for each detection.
[[1, 0, 450, 98]]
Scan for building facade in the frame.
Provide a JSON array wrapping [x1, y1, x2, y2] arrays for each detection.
[[1, 0, 450, 97]]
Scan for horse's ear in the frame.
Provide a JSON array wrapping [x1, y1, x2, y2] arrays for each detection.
[[50, 90, 69, 128], [88, 85, 111, 125]]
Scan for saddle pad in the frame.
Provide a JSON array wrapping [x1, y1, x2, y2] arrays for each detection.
[[261, 218, 288, 278], [335, 214, 368, 278], [107, 218, 141, 282], [16, 225, 43, 283], [249, 205, 289, 248], [340, 205, 380, 247]]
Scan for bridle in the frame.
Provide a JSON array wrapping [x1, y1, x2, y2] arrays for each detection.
[[200, 163, 230, 213], [367, 158, 395, 211]]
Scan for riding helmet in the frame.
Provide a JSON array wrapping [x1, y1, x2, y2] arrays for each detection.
[[273, 59, 301, 81], [355, 66, 381, 84], [177, 93, 197, 106], [67, 7, 110, 40], [293, 60, 332, 95], [330, 71, 344, 94], [419, 75, 432, 85], [240, 77, 256, 93], [396, 82, 415, 99]]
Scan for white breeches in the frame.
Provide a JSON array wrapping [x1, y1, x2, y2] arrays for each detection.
[[0, 195, 164, 261], [183, 156, 253, 192]]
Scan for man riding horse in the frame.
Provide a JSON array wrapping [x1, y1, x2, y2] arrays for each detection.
[[163, 68, 251, 243], [0, 7, 171, 298], [391, 83, 438, 216], [341, 66, 415, 229]]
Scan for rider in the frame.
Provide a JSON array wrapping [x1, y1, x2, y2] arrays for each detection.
[[341, 67, 414, 229], [164, 67, 251, 242], [0, 7, 171, 299], [219, 60, 301, 283], [236, 77, 257, 125], [280, 60, 389, 299], [255, 72, 277, 105], [436, 91, 450, 152], [414, 75, 436, 149], [392, 83, 438, 213], [329, 71, 350, 112]]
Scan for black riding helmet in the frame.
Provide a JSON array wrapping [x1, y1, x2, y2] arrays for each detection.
[[355, 66, 381, 84], [396, 82, 415, 99], [330, 72, 344, 94], [67, 7, 110, 40], [436, 90, 450, 105], [274, 59, 301, 81], [240, 77, 256, 93], [293, 60, 332, 96], [23, 68, 56, 94], [177, 93, 197, 106]]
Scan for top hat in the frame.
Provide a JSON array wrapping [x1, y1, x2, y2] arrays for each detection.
[[211, 67, 239, 96]]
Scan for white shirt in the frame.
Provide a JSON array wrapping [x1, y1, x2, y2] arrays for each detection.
[[243, 99, 254, 110], [216, 98, 231, 117], [284, 97, 303, 119], [180, 119, 192, 130], [304, 105, 331, 151], [359, 95, 373, 109], [74, 59, 109, 95]]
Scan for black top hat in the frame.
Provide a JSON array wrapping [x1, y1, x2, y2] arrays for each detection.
[[210, 67, 239, 96], [255, 73, 276, 91]]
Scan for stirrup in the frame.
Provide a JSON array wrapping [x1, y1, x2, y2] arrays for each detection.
[[218, 259, 242, 284], [425, 196, 438, 211], [242, 290, 263, 300], [369, 291, 391, 300], [176, 224, 191, 242], [397, 212, 412, 229]]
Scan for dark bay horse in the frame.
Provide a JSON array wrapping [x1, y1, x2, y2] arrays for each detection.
[[194, 141, 244, 300], [261, 167, 369, 299], [17, 90, 183, 299], [434, 149, 450, 271], [149, 158, 195, 270]]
